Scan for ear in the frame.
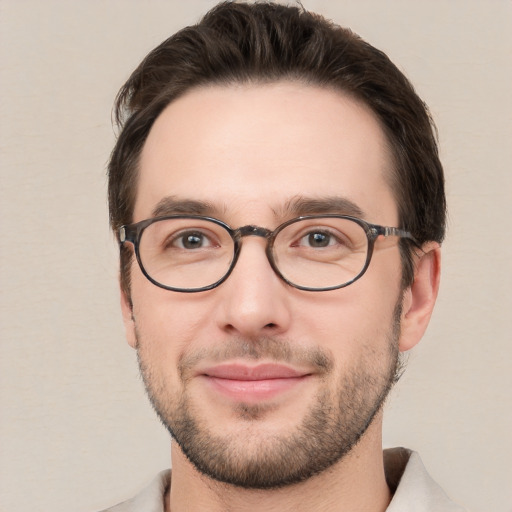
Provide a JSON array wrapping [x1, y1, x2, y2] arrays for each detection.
[[120, 286, 138, 349], [399, 242, 441, 352]]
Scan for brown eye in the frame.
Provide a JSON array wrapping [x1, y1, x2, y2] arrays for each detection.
[[305, 231, 333, 247], [175, 232, 209, 249]]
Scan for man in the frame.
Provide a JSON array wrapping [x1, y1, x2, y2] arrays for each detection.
[[103, 2, 466, 511]]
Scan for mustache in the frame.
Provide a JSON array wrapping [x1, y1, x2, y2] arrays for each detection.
[[178, 336, 334, 381]]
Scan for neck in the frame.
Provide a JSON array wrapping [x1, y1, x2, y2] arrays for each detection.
[[167, 414, 391, 512]]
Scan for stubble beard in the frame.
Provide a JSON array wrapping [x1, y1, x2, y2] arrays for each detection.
[[136, 301, 403, 490]]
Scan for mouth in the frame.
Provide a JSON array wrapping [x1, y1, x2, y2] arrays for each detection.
[[198, 363, 313, 402]]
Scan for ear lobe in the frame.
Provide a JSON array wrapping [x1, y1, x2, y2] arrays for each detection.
[[120, 286, 138, 349], [399, 242, 441, 352]]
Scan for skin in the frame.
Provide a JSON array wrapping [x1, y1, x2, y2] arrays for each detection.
[[120, 82, 441, 512]]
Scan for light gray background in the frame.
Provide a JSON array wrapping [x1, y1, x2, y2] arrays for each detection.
[[1, 1, 511, 511]]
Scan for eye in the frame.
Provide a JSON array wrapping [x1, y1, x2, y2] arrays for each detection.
[[171, 230, 214, 250], [297, 230, 340, 248]]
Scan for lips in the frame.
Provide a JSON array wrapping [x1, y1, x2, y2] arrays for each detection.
[[202, 363, 307, 380], [198, 363, 312, 402]]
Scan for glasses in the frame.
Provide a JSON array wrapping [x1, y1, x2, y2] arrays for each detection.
[[119, 215, 416, 293]]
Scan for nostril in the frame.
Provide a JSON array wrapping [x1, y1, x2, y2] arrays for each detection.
[[225, 324, 237, 334]]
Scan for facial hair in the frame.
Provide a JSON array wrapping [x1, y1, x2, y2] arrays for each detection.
[[136, 301, 403, 490]]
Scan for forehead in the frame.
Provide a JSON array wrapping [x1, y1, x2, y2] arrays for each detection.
[[136, 82, 397, 225]]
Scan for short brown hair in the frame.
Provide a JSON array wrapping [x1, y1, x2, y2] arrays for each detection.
[[109, 1, 446, 297]]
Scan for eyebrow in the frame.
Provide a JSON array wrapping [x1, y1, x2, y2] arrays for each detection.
[[152, 197, 224, 218], [151, 195, 365, 222], [277, 195, 365, 219]]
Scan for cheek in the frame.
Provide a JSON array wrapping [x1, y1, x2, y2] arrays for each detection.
[[130, 275, 217, 368], [296, 272, 402, 359]]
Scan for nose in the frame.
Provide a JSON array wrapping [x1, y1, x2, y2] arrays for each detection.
[[215, 236, 292, 338]]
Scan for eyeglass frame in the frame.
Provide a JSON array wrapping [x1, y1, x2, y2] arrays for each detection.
[[119, 214, 417, 293]]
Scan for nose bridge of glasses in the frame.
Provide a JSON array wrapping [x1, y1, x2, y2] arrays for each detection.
[[235, 225, 273, 240]]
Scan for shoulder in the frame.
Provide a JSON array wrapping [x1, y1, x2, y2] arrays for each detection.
[[96, 470, 171, 512], [385, 448, 469, 512]]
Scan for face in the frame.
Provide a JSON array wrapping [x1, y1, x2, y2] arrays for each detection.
[[124, 82, 406, 488]]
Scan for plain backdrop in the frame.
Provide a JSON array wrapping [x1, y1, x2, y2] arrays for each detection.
[[1, 1, 511, 511]]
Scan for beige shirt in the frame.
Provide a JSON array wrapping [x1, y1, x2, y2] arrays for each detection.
[[99, 448, 468, 511]]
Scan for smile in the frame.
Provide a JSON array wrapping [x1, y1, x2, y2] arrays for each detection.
[[199, 363, 313, 402]]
